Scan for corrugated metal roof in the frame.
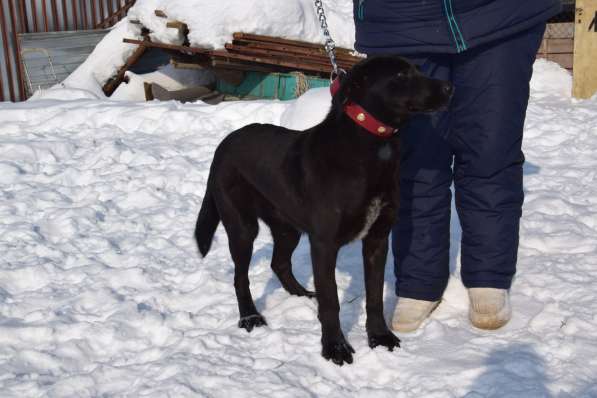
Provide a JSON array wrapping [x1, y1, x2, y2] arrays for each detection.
[[18, 29, 109, 97]]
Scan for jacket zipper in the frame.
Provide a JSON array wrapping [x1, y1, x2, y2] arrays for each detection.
[[357, 0, 365, 20], [443, 0, 468, 52]]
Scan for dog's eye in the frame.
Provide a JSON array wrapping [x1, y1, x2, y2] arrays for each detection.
[[396, 71, 406, 79]]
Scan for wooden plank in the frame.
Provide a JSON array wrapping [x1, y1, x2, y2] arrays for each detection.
[[90, 0, 97, 27], [143, 81, 153, 101], [233, 32, 355, 55], [107, 0, 115, 19], [99, 0, 105, 23], [42, 0, 49, 31], [545, 38, 574, 54], [50, 0, 59, 31], [208, 50, 333, 73], [103, 40, 148, 96], [81, 0, 87, 30], [30, 0, 39, 32], [19, 0, 30, 33], [166, 21, 187, 31], [8, 0, 27, 100], [72, 0, 79, 30], [224, 43, 357, 69], [231, 39, 362, 64], [123, 29, 363, 81], [0, 0, 16, 101], [124, 38, 329, 71], [61, 0, 69, 30], [95, 0, 130, 28], [572, 0, 597, 98]]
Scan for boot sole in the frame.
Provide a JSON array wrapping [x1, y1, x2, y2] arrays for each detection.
[[469, 306, 511, 330]]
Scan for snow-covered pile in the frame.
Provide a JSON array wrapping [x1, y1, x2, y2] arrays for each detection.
[[2, 51, 597, 395], [127, 0, 355, 50], [40, 0, 354, 101]]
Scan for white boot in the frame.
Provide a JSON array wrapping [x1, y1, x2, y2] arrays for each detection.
[[468, 288, 511, 330], [391, 297, 439, 333]]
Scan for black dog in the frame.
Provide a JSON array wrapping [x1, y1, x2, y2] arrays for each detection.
[[195, 55, 452, 366]]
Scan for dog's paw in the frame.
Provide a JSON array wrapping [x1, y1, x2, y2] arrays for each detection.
[[238, 314, 267, 332], [368, 331, 401, 352], [321, 337, 355, 366]]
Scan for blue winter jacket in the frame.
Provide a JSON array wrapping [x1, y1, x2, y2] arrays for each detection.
[[353, 0, 562, 54]]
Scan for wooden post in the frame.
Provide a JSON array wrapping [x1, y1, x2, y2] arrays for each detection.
[[31, 0, 39, 32], [102, 41, 148, 96], [8, 0, 26, 100], [143, 82, 154, 101], [0, 1, 16, 101], [42, 0, 50, 31], [50, 0, 59, 31], [573, 0, 597, 99], [61, 0, 68, 30]]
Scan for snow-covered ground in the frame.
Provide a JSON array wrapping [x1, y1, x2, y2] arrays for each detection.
[[2, 0, 597, 396], [1, 58, 597, 397]]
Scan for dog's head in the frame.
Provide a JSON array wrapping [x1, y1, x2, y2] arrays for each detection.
[[333, 55, 453, 128]]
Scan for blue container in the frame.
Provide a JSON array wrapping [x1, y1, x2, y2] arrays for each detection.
[[216, 71, 330, 100]]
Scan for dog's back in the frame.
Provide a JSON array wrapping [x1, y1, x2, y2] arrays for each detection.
[[194, 123, 306, 257]]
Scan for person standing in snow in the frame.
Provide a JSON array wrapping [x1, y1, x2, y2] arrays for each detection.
[[353, 0, 562, 331]]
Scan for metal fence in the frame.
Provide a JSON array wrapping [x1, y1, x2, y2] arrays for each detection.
[[1, 0, 136, 102]]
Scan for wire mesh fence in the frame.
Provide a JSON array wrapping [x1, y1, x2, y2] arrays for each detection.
[[539, 0, 576, 70], [548, 0, 575, 38]]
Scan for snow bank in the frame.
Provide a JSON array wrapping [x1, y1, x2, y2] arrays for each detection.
[[530, 58, 573, 98]]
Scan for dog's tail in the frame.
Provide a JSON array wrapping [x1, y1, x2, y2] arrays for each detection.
[[195, 181, 220, 257]]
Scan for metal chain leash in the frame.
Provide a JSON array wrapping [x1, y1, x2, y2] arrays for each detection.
[[314, 0, 341, 79]]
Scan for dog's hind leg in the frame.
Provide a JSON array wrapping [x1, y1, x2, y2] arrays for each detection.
[[217, 188, 266, 332], [269, 221, 315, 298]]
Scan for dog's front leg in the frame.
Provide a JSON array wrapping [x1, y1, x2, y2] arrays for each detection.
[[362, 217, 401, 352], [309, 238, 355, 366]]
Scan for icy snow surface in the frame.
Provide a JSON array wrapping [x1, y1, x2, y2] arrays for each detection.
[[2, 53, 597, 396]]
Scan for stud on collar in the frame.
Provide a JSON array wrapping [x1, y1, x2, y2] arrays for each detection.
[[330, 77, 398, 138]]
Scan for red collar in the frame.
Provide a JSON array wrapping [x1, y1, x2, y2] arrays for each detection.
[[330, 77, 398, 138]]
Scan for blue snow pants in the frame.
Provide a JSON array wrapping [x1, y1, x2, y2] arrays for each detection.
[[392, 23, 546, 301]]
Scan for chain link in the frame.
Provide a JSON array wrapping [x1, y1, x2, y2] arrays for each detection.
[[314, 0, 339, 76]]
